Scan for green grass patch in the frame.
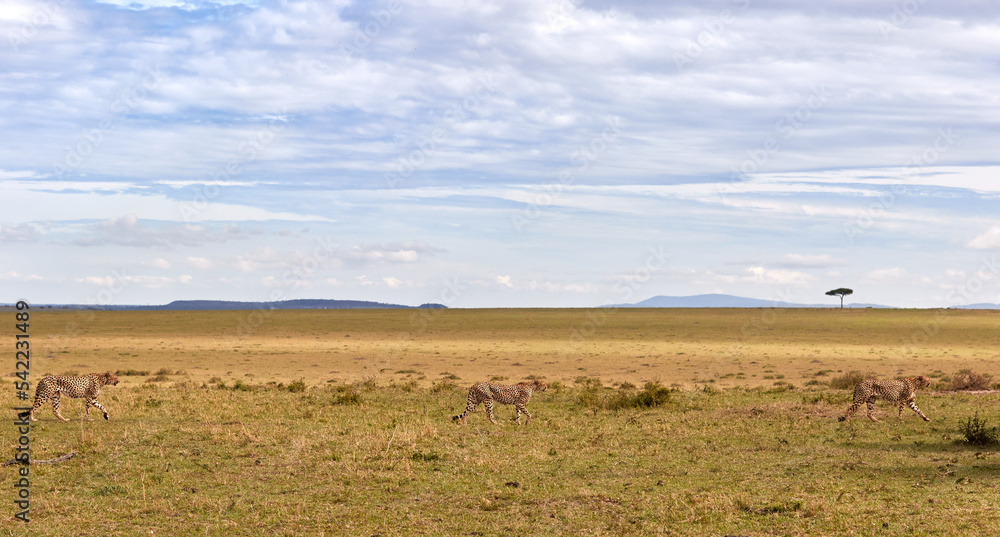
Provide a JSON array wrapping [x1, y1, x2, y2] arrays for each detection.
[[15, 382, 1000, 536]]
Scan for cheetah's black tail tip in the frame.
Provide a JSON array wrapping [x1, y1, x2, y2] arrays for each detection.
[[104, 415, 109, 420], [837, 416, 846, 422], [451, 415, 460, 421]]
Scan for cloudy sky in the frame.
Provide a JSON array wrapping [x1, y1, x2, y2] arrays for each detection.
[[2, 0, 999, 308]]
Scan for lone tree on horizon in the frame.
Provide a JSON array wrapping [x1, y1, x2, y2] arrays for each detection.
[[825, 288, 853, 308]]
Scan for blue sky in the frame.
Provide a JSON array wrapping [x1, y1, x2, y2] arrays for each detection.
[[2, 0, 1000, 308]]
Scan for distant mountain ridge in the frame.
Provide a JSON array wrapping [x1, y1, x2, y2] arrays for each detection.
[[950, 303, 1000, 310], [609, 294, 893, 309], [27, 299, 447, 311]]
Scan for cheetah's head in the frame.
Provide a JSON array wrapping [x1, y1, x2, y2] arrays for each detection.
[[913, 375, 930, 389], [533, 380, 548, 392], [102, 372, 120, 386]]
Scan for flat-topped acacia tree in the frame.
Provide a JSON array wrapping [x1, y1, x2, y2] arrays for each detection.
[[825, 288, 853, 308]]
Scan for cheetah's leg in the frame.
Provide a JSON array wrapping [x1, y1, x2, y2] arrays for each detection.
[[840, 402, 861, 422], [484, 400, 498, 424], [52, 392, 70, 422], [88, 400, 109, 420], [908, 400, 929, 421], [29, 396, 46, 422], [453, 401, 478, 424], [516, 404, 531, 425], [865, 400, 879, 422]]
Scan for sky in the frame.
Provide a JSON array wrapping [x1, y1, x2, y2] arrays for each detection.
[[2, 0, 1000, 309]]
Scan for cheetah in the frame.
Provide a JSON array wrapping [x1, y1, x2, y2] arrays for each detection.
[[29, 372, 119, 422], [838, 375, 931, 422], [452, 379, 547, 425]]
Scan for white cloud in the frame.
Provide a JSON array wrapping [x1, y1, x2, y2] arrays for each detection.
[[0, 222, 43, 242], [866, 268, 908, 281], [145, 258, 172, 269], [776, 254, 847, 268], [72, 215, 258, 248], [0, 271, 43, 282], [186, 256, 213, 269], [746, 266, 813, 285], [967, 226, 1000, 250], [383, 276, 404, 289], [496, 275, 513, 288]]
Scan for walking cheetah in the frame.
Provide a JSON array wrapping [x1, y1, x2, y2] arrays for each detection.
[[838, 375, 931, 422], [29, 372, 119, 422], [452, 379, 546, 425]]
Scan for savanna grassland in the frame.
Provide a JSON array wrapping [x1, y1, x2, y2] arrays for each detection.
[[4, 307, 1000, 536]]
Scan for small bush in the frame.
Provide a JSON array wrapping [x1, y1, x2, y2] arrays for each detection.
[[431, 379, 456, 393], [574, 376, 602, 389], [489, 375, 509, 381], [231, 380, 253, 392], [950, 369, 993, 391], [115, 369, 150, 376], [828, 370, 872, 390], [398, 379, 419, 392], [581, 381, 672, 411], [629, 382, 673, 408], [335, 389, 362, 405], [287, 379, 307, 393], [145, 374, 170, 383], [959, 413, 999, 445], [155, 368, 174, 376]]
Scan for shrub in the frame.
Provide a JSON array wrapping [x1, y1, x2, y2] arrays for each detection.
[[950, 369, 993, 391], [959, 413, 998, 445], [231, 380, 253, 392], [115, 369, 150, 376], [334, 388, 362, 405], [398, 379, 419, 392], [287, 379, 307, 393], [574, 376, 602, 389], [145, 374, 170, 383], [629, 382, 672, 408], [581, 381, 672, 411], [431, 379, 456, 393], [828, 370, 872, 390]]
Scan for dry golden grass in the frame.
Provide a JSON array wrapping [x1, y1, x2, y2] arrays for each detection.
[[25, 307, 1000, 389], [5, 307, 1000, 536]]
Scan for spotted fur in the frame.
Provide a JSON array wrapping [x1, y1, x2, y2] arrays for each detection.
[[29, 372, 119, 422], [452, 379, 547, 425], [838, 375, 931, 422]]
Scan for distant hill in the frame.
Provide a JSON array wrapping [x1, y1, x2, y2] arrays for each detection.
[[29, 299, 447, 311], [608, 294, 892, 309], [950, 303, 1000, 310]]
